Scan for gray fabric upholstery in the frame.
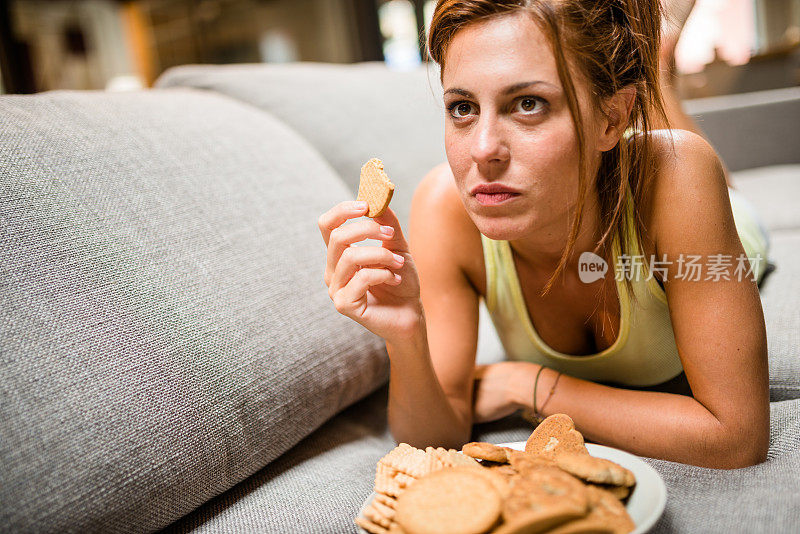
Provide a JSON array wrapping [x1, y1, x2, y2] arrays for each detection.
[[163, 385, 800, 534], [0, 89, 388, 533], [732, 164, 800, 232], [758, 230, 800, 401], [155, 62, 447, 228], [159, 385, 542, 534], [684, 87, 800, 172]]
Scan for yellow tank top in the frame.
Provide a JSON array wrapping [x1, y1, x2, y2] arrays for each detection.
[[480, 188, 684, 387]]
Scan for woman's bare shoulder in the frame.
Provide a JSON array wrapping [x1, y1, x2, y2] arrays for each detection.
[[410, 163, 486, 296], [635, 128, 732, 257]]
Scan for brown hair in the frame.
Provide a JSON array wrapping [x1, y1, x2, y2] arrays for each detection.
[[427, 0, 670, 302]]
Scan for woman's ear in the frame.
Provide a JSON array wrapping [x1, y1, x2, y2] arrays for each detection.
[[597, 85, 637, 151]]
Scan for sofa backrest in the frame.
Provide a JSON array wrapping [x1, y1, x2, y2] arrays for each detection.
[[0, 89, 388, 532], [156, 62, 447, 228], [684, 86, 800, 172]]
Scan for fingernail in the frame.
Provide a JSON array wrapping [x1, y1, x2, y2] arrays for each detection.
[[380, 225, 394, 236], [354, 201, 368, 210], [393, 253, 404, 264]]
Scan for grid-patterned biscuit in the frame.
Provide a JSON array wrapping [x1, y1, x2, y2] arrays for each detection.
[[357, 158, 395, 218], [380, 444, 430, 478], [363, 500, 394, 529], [428, 447, 481, 469], [423, 446, 444, 473], [375, 462, 403, 497], [356, 516, 390, 534], [395, 472, 417, 489], [372, 499, 397, 521], [374, 492, 398, 510]]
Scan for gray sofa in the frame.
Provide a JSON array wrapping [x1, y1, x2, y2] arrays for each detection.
[[1, 61, 798, 533]]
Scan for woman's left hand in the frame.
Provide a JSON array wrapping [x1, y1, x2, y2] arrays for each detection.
[[472, 361, 539, 423]]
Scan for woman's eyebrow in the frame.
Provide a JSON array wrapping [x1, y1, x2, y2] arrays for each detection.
[[443, 80, 558, 97]]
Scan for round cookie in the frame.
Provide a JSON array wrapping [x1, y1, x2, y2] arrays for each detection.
[[491, 506, 586, 534], [508, 450, 556, 472], [547, 518, 616, 534], [554, 453, 636, 487], [462, 442, 510, 463], [487, 464, 518, 480], [394, 468, 502, 534], [583, 485, 636, 534], [469, 466, 511, 500], [588, 483, 631, 501], [503, 465, 589, 521]]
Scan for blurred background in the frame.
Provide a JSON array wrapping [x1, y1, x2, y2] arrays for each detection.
[[0, 0, 798, 97]]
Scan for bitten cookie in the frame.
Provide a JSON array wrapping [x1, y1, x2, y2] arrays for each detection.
[[358, 157, 395, 218], [525, 414, 590, 457]]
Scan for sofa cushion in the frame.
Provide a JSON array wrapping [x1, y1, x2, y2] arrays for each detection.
[[0, 89, 388, 532], [162, 386, 800, 534], [155, 62, 447, 228], [732, 164, 800, 232], [758, 230, 800, 401], [161, 385, 538, 534]]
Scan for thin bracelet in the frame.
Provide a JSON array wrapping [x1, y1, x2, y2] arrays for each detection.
[[532, 365, 546, 414], [532, 365, 546, 420], [538, 371, 562, 417]]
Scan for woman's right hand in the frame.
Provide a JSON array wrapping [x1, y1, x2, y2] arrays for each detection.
[[318, 200, 423, 345]]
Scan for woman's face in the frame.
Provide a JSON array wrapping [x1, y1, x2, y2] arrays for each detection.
[[441, 12, 601, 241]]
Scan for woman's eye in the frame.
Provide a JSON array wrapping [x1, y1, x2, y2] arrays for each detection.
[[447, 102, 475, 119], [515, 97, 547, 115]]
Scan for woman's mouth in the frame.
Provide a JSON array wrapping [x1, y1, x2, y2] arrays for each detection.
[[475, 192, 520, 206]]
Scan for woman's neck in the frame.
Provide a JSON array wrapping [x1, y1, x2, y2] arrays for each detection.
[[509, 189, 606, 278]]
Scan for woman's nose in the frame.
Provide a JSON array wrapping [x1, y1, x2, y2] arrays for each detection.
[[470, 113, 510, 165]]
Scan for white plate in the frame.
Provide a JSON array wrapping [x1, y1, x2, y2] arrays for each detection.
[[357, 441, 666, 534]]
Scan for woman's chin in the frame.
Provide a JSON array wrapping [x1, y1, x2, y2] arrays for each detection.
[[472, 217, 531, 241]]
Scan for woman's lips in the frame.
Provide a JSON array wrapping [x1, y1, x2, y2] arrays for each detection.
[[475, 192, 520, 206]]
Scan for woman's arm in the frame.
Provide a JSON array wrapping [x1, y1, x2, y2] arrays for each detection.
[[511, 366, 761, 469], [510, 131, 769, 469], [387, 165, 483, 449]]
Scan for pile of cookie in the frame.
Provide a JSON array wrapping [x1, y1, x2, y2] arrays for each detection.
[[356, 414, 637, 534]]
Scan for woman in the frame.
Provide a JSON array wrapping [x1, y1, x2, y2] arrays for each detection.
[[318, 0, 770, 469]]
